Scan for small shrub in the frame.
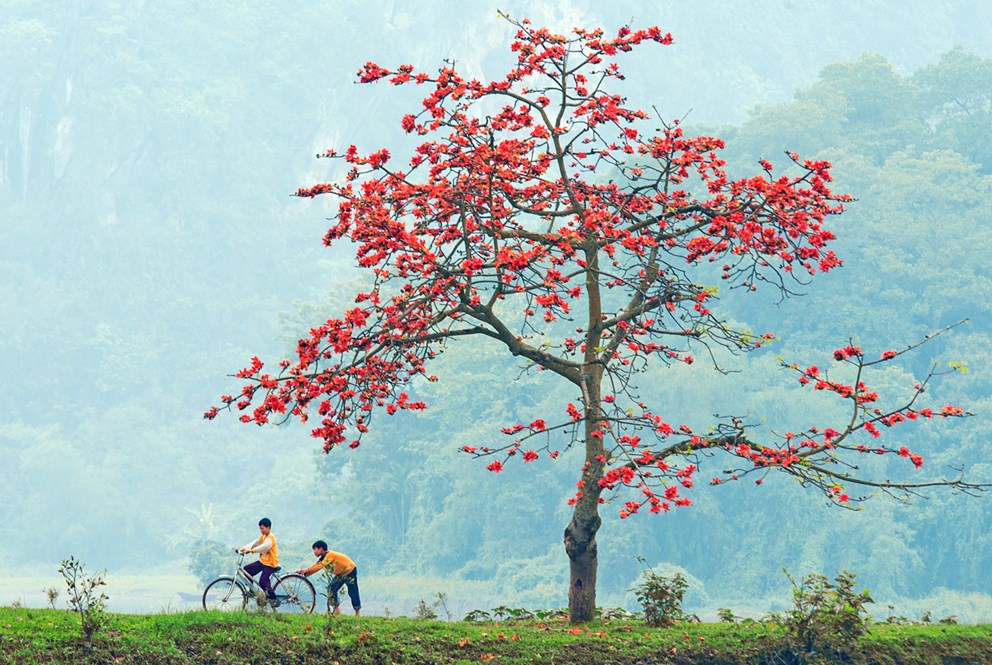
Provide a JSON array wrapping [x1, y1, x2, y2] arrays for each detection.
[[464, 609, 491, 622], [491, 605, 535, 621], [630, 557, 698, 627], [884, 605, 910, 624], [534, 607, 568, 620], [781, 568, 873, 658], [717, 607, 738, 623], [413, 592, 452, 621], [44, 586, 60, 609], [409, 593, 453, 621], [412, 597, 439, 620], [599, 606, 638, 621], [435, 592, 453, 621], [59, 556, 110, 643]]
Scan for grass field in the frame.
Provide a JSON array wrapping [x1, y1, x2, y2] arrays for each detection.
[[3, 606, 992, 664]]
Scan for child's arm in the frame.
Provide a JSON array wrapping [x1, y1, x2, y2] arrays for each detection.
[[296, 554, 329, 577], [238, 536, 262, 553]]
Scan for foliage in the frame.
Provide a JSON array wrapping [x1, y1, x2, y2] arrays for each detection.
[[188, 538, 233, 587], [58, 556, 110, 643], [207, 11, 979, 624], [44, 586, 60, 609], [717, 607, 738, 623], [778, 568, 874, 659], [465, 605, 570, 622], [631, 558, 699, 627], [406, 592, 453, 621], [599, 606, 639, 621], [410, 597, 438, 620]]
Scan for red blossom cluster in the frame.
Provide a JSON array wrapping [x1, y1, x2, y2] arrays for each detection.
[[207, 14, 972, 519]]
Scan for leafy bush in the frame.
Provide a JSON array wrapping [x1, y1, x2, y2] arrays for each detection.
[[43, 586, 60, 609], [630, 558, 699, 627], [599, 606, 638, 621], [464, 606, 568, 622], [58, 556, 109, 643], [781, 568, 874, 658], [412, 597, 439, 620], [717, 607, 739, 623], [411, 593, 452, 620], [188, 539, 232, 587]]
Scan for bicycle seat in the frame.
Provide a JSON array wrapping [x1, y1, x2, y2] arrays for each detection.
[[272, 566, 282, 572]]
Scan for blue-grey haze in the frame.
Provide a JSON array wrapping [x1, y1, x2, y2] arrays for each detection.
[[1, 0, 990, 619]]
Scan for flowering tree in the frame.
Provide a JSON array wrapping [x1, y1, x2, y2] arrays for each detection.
[[206, 15, 981, 622]]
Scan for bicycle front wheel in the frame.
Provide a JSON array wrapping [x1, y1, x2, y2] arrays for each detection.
[[203, 576, 247, 611], [272, 574, 316, 614]]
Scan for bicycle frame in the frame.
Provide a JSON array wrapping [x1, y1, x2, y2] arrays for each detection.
[[233, 552, 282, 592], [230, 551, 286, 600]]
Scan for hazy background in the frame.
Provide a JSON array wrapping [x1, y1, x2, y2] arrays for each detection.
[[2, 0, 991, 619]]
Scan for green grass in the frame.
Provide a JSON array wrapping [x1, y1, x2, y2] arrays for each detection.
[[2, 607, 992, 664]]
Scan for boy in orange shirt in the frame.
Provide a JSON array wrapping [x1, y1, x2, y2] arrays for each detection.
[[296, 540, 361, 616], [239, 517, 279, 600]]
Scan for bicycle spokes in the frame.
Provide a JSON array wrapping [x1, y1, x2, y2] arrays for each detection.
[[202, 577, 246, 612], [272, 574, 316, 614]]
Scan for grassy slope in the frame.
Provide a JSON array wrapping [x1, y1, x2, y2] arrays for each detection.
[[2, 608, 992, 664]]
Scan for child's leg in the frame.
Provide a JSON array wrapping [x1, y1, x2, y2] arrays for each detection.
[[243, 561, 263, 579], [328, 577, 344, 614], [259, 566, 276, 597], [345, 569, 362, 615]]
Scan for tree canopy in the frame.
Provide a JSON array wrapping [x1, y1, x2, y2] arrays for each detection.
[[208, 15, 981, 621]]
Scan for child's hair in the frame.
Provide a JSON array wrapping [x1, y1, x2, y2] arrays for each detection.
[[258, 517, 272, 528], [312, 540, 328, 550]]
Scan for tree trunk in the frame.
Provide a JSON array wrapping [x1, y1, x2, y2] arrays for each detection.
[[564, 244, 606, 623], [565, 354, 606, 623], [565, 496, 601, 622]]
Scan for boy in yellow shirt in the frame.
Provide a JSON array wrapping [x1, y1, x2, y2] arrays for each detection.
[[239, 517, 279, 600], [296, 540, 361, 616]]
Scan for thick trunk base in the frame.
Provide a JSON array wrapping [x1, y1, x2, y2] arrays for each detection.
[[565, 527, 598, 623]]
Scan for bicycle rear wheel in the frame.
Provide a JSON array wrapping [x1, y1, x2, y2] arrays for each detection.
[[272, 574, 316, 614], [202, 576, 247, 611]]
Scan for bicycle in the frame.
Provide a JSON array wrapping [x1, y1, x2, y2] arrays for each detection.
[[202, 550, 316, 614]]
